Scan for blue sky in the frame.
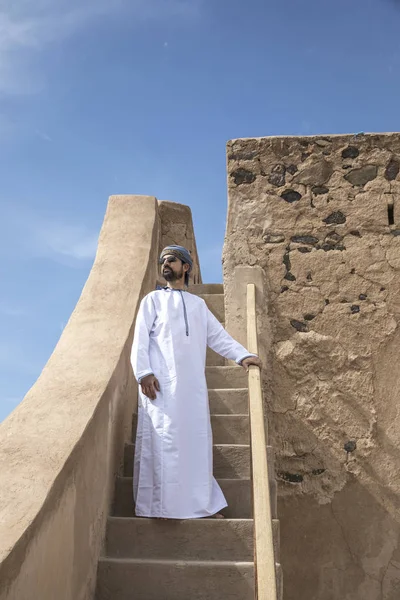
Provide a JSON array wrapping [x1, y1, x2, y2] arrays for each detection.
[[1, 0, 400, 422]]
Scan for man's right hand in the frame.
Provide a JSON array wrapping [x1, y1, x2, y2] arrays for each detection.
[[140, 374, 160, 400]]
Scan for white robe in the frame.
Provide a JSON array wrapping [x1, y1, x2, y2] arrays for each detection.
[[130, 287, 253, 519]]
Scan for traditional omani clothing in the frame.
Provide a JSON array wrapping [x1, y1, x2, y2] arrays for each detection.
[[131, 286, 254, 519]]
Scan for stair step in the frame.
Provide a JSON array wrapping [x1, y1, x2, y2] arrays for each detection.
[[213, 444, 250, 479], [206, 346, 225, 366], [104, 517, 281, 562], [206, 366, 248, 389], [124, 442, 250, 479], [123, 443, 277, 517], [113, 477, 253, 519], [96, 558, 254, 600], [131, 414, 249, 444], [200, 294, 225, 323], [105, 518, 251, 560], [211, 415, 249, 444], [209, 388, 248, 414], [190, 284, 224, 295]]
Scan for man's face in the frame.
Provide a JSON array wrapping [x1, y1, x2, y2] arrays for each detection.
[[161, 254, 186, 282]]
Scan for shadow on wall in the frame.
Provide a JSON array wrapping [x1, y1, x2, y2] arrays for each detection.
[[280, 476, 400, 599], [273, 327, 400, 600]]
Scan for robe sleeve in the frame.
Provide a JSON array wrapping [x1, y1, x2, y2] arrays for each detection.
[[131, 294, 157, 383], [206, 306, 257, 364]]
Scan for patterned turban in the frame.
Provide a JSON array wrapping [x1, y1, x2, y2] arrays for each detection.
[[159, 245, 193, 273]]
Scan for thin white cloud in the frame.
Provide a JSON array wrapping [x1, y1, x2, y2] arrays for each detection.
[[2, 397, 21, 405], [35, 129, 52, 142], [0, 304, 28, 317], [0, 0, 202, 95], [0, 340, 39, 375], [36, 222, 99, 261], [0, 203, 99, 265]]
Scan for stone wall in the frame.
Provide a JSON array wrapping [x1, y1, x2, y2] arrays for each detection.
[[224, 133, 400, 600]]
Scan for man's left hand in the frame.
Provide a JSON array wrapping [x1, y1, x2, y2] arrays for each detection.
[[241, 356, 262, 371]]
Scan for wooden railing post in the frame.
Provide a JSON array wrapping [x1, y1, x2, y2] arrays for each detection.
[[247, 283, 277, 600]]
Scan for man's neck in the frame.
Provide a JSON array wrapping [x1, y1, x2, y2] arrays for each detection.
[[166, 280, 185, 290]]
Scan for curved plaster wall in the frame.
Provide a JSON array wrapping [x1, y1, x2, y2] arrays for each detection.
[[0, 195, 201, 600]]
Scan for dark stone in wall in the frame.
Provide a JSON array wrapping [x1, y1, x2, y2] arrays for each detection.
[[351, 305, 360, 314], [344, 440, 357, 453], [323, 211, 347, 225], [392, 230, 400, 237], [325, 232, 342, 244], [281, 286, 289, 293], [298, 247, 312, 253], [231, 168, 256, 185], [350, 230, 361, 237], [281, 189, 302, 203], [290, 319, 308, 332], [283, 249, 296, 281], [385, 158, 400, 181], [321, 243, 346, 252], [291, 235, 319, 245], [312, 185, 329, 195], [228, 149, 259, 161], [277, 472, 304, 483], [344, 165, 378, 186], [312, 469, 326, 476], [359, 294, 367, 300], [283, 251, 291, 271], [284, 272, 296, 281], [293, 159, 333, 186], [269, 164, 286, 187], [342, 146, 359, 159], [287, 164, 298, 175], [304, 314, 316, 321], [320, 231, 346, 252]]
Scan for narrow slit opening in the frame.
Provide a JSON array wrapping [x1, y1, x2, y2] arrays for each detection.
[[388, 203, 395, 226]]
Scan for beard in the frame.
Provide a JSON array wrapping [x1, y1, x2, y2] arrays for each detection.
[[163, 267, 184, 282]]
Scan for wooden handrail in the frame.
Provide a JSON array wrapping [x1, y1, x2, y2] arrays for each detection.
[[247, 283, 277, 600]]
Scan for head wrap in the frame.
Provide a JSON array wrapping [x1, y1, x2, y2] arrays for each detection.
[[159, 245, 193, 273]]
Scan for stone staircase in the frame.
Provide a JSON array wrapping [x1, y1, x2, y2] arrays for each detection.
[[95, 284, 282, 600]]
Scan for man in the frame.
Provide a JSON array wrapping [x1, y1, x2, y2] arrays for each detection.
[[131, 245, 261, 519]]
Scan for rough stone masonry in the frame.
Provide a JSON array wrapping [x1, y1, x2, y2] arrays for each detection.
[[224, 133, 400, 600]]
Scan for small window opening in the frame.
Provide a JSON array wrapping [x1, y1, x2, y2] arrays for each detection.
[[388, 202, 395, 226]]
